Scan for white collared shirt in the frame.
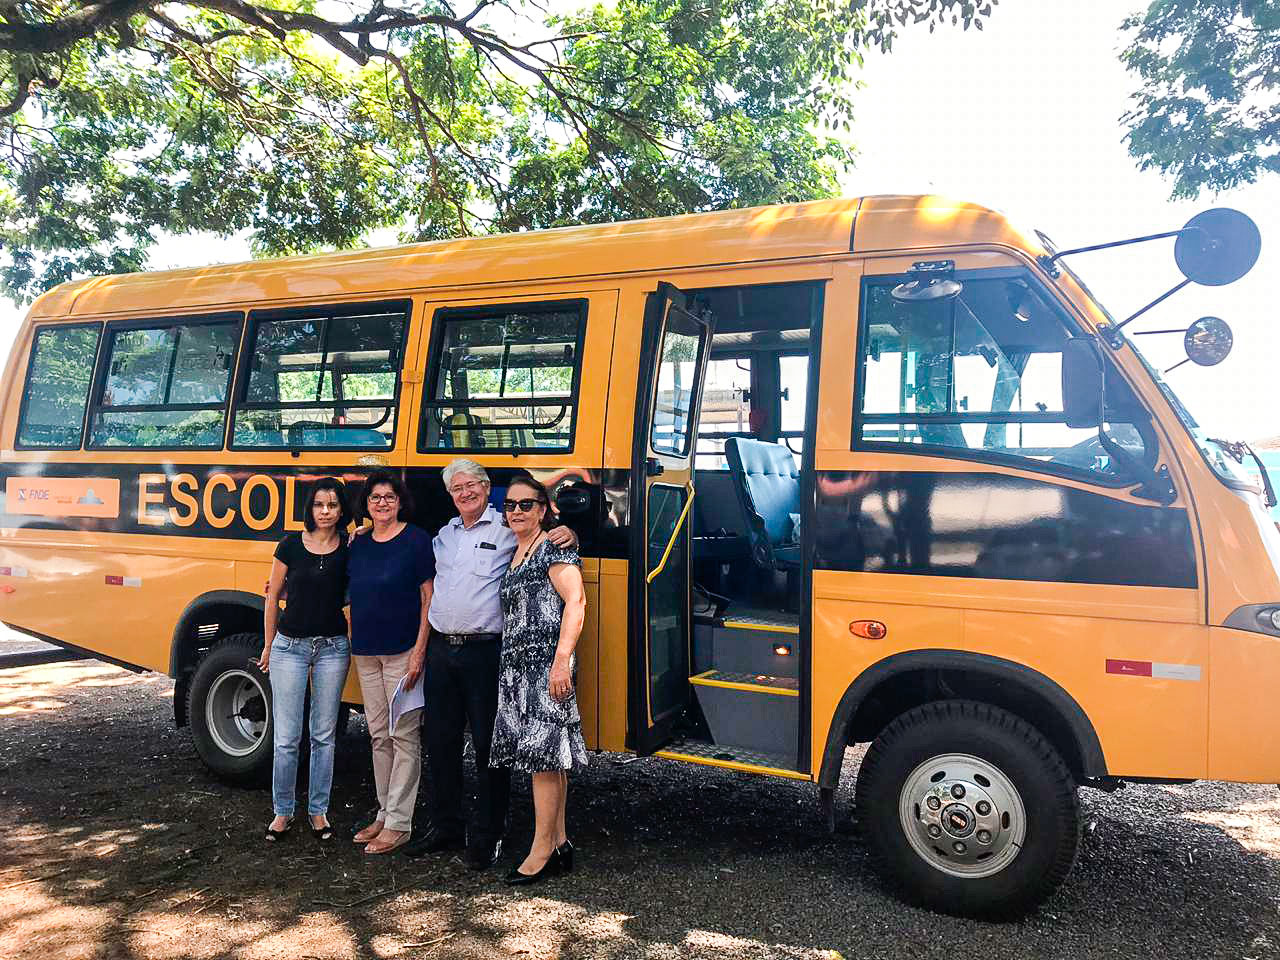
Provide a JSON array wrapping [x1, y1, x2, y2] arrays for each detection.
[[427, 505, 515, 635]]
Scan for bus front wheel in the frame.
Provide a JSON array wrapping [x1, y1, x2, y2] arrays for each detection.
[[187, 633, 273, 787], [855, 699, 1079, 920]]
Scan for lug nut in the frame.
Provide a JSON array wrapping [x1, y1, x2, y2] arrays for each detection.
[[928, 825, 942, 838], [926, 796, 941, 811], [977, 830, 992, 844], [952, 841, 967, 854], [951, 784, 966, 799], [976, 801, 991, 815]]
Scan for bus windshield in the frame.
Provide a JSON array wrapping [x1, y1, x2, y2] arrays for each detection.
[[1050, 249, 1261, 492]]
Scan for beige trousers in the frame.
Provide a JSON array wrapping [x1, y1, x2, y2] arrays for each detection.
[[354, 651, 421, 833]]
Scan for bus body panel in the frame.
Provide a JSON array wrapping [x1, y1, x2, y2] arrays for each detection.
[[1208, 625, 1280, 781], [26, 200, 859, 320], [0, 541, 234, 674]]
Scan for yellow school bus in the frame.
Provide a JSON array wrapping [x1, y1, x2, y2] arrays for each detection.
[[2, 196, 1277, 918]]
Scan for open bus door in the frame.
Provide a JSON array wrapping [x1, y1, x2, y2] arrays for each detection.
[[627, 283, 715, 754]]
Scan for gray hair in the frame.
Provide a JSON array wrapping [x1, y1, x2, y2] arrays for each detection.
[[442, 458, 489, 490]]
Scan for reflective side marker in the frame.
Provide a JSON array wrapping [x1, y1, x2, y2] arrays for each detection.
[[0, 566, 28, 578], [104, 575, 142, 587], [1106, 658, 1201, 681], [850, 620, 887, 640]]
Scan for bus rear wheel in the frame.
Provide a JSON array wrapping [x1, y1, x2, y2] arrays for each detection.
[[187, 633, 273, 787], [855, 699, 1079, 920]]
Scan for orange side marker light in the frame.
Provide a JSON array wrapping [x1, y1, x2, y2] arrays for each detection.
[[850, 620, 887, 640], [1, 586, 15, 595]]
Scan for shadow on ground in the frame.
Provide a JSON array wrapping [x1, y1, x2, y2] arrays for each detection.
[[1, 657, 1278, 960]]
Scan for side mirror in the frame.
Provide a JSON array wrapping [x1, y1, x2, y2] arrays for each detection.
[[1175, 208, 1261, 286], [891, 260, 963, 303], [1184, 316, 1234, 367], [1062, 339, 1103, 429]]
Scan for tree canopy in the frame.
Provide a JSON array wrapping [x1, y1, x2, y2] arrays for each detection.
[[1121, 0, 1280, 198], [0, 0, 996, 302]]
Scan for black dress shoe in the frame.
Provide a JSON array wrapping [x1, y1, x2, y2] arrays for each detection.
[[401, 827, 465, 859], [556, 840, 574, 873], [504, 848, 563, 886], [465, 837, 503, 871]]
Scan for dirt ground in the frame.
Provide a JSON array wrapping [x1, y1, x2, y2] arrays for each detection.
[[1, 643, 1279, 960]]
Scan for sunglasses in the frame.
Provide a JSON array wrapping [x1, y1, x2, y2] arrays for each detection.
[[502, 498, 545, 514]]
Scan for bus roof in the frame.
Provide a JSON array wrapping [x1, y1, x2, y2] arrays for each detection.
[[26, 195, 1038, 319]]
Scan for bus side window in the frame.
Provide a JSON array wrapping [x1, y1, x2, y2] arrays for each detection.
[[420, 300, 586, 453], [16, 324, 101, 449], [89, 315, 240, 449], [232, 301, 409, 450], [856, 271, 1151, 483]]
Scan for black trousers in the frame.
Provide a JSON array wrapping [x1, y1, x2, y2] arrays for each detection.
[[424, 633, 510, 844]]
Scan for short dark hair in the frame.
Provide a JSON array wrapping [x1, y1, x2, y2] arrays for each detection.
[[361, 468, 414, 522], [506, 473, 556, 531], [302, 476, 352, 532]]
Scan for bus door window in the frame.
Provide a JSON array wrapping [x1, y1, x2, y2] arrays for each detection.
[[89, 315, 239, 449], [420, 300, 587, 452], [232, 301, 407, 449]]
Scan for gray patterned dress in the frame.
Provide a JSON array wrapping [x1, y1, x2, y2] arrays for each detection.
[[489, 538, 589, 773]]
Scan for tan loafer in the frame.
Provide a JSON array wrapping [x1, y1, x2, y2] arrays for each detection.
[[354, 820, 385, 844], [364, 829, 409, 855]]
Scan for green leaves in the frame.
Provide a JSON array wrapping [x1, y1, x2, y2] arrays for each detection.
[[1, 0, 995, 301], [1121, 0, 1280, 198]]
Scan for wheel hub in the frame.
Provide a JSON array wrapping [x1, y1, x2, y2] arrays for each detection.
[[206, 669, 268, 758], [898, 753, 1026, 879]]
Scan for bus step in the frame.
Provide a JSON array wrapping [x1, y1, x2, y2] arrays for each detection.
[[656, 737, 807, 780], [689, 670, 799, 760], [690, 669, 799, 695], [694, 605, 800, 635]]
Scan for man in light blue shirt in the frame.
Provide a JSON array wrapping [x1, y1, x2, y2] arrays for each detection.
[[404, 459, 575, 869]]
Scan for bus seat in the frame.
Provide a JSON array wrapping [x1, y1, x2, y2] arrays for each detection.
[[338, 428, 387, 447], [445, 412, 483, 448], [724, 437, 801, 571]]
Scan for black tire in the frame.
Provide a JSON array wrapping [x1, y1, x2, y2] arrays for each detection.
[[855, 699, 1079, 920], [187, 632, 273, 787]]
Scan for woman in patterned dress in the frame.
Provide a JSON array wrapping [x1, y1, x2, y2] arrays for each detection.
[[489, 474, 588, 885]]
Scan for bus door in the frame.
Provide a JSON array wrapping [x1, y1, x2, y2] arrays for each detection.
[[628, 283, 715, 753]]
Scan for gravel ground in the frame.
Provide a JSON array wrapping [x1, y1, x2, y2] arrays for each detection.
[[0, 638, 1278, 960]]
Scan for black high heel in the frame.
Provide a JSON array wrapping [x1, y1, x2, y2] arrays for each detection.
[[310, 818, 334, 841], [505, 847, 563, 886], [556, 840, 574, 873], [264, 817, 294, 842]]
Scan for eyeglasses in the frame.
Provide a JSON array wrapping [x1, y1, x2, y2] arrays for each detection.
[[502, 498, 545, 514], [368, 493, 399, 504], [448, 479, 487, 495]]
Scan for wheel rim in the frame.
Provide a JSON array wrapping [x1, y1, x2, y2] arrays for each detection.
[[205, 669, 268, 758], [898, 752, 1026, 879]]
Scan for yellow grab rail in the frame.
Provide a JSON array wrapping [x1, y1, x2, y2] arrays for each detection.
[[646, 483, 696, 585]]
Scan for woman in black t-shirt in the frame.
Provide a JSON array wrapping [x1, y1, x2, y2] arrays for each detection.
[[257, 477, 352, 842]]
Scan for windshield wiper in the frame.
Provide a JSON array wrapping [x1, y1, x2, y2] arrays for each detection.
[[1208, 437, 1278, 508]]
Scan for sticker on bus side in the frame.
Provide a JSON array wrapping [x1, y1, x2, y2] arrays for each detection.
[[5, 477, 121, 519]]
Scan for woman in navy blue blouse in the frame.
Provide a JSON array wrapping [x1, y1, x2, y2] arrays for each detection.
[[348, 469, 435, 855]]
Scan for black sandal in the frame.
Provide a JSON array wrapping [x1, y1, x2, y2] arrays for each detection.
[[265, 818, 294, 842], [310, 819, 334, 841]]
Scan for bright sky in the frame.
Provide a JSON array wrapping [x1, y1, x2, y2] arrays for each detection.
[[1, 0, 1274, 440]]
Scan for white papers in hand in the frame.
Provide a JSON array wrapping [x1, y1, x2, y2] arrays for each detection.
[[389, 673, 425, 732]]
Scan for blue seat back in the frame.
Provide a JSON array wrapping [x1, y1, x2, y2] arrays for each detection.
[[724, 437, 801, 570]]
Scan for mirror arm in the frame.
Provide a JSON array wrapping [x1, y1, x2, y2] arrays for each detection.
[[1039, 228, 1188, 277]]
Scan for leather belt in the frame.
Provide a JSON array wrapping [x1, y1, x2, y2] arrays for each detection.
[[433, 630, 501, 646]]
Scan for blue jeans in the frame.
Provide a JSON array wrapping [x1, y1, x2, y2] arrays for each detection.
[[269, 632, 350, 817]]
